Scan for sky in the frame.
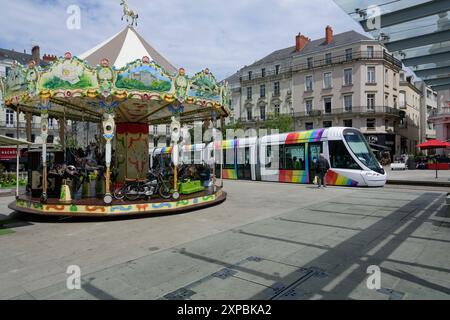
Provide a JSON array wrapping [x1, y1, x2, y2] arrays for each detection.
[[0, 0, 366, 80]]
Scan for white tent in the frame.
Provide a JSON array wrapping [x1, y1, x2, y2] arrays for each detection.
[[79, 26, 177, 73]]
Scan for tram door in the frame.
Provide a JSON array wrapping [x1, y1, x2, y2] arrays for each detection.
[[308, 142, 323, 184], [237, 147, 252, 180]]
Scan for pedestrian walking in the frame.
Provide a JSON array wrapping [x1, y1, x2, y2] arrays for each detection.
[[314, 153, 330, 188]]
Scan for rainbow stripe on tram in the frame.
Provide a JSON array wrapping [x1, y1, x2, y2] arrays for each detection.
[[279, 170, 309, 184], [222, 169, 238, 180], [326, 170, 359, 187], [214, 139, 238, 149], [285, 129, 324, 145], [160, 146, 173, 154]]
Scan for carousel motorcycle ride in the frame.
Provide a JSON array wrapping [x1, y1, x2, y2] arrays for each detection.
[[113, 168, 172, 201]]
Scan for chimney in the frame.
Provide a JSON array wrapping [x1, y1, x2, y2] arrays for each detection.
[[295, 33, 310, 52], [31, 45, 40, 65], [325, 25, 333, 45], [43, 54, 57, 63]]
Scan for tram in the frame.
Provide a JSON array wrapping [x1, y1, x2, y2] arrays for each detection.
[[151, 127, 386, 187]]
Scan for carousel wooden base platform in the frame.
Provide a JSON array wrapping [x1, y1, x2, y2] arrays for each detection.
[[8, 188, 227, 217]]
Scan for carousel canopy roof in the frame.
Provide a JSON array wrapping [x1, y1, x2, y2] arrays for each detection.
[[1, 25, 230, 125], [79, 26, 177, 74]]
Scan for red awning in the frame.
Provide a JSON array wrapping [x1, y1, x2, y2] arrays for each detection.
[[417, 139, 450, 150]]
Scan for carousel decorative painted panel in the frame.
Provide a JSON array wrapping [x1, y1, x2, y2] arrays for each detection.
[[114, 57, 174, 94], [38, 52, 99, 96]]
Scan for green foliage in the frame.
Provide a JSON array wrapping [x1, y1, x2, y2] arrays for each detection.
[[262, 113, 293, 133], [42, 74, 93, 89], [116, 75, 171, 92], [0, 171, 27, 189]]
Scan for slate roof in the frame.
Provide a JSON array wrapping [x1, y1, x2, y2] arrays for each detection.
[[0, 48, 49, 67], [227, 30, 373, 78]]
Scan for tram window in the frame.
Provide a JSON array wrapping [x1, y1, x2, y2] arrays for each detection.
[[328, 140, 361, 170], [265, 145, 272, 168], [280, 144, 305, 170], [223, 150, 235, 169]]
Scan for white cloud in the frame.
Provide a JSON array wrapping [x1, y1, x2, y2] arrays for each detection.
[[0, 0, 365, 80]]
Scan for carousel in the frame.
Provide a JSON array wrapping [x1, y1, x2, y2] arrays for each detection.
[[1, 3, 230, 217]]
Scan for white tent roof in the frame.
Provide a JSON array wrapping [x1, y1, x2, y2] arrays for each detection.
[[0, 135, 31, 146], [79, 26, 177, 74]]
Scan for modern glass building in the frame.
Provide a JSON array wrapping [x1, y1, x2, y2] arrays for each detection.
[[333, 0, 450, 151]]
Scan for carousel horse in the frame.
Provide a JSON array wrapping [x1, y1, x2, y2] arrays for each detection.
[[120, 0, 138, 27]]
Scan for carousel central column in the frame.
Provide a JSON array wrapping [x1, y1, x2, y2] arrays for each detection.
[[102, 113, 115, 204]]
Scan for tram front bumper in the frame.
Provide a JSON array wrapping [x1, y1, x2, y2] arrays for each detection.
[[362, 171, 387, 187]]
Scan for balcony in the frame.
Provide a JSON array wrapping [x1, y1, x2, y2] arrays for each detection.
[[293, 50, 402, 72], [430, 106, 450, 119], [240, 67, 292, 82], [0, 121, 60, 130], [295, 106, 401, 119]]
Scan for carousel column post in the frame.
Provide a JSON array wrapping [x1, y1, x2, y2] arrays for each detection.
[[40, 111, 49, 203], [102, 112, 115, 204], [15, 106, 20, 198], [220, 116, 225, 188], [170, 115, 181, 200], [212, 111, 217, 188]]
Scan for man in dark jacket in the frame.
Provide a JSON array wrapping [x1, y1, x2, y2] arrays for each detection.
[[315, 153, 330, 188]]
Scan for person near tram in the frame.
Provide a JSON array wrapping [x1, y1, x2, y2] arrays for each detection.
[[314, 153, 330, 188]]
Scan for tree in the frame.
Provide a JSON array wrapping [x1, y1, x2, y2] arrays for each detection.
[[262, 113, 293, 133]]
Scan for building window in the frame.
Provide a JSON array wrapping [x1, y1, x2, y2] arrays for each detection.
[[400, 91, 406, 109], [367, 118, 376, 130], [325, 53, 332, 64], [324, 97, 332, 114], [248, 71, 252, 80], [323, 121, 332, 128], [307, 57, 313, 69], [345, 48, 353, 61], [261, 68, 266, 78], [6, 109, 14, 127], [343, 119, 353, 127], [393, 96, 398, 109], [153, 138, 159, 146], [384, 68, 389, 84], [305, 75, 313, 91], [305, 99, 313, 114], [344, 68, 353, 86], [274, 82, 280, 97], [166, 125, 170, 136], [48, 118, 55, 129], [47, 135, 54, 144], [344, 95, 353, 111], [260, 84, 266, 98], [367, 46, 374, 58], [247, 87, 252, 100], [367, 94, 375, 110], [247, 108, 252, 120], [305, 122, 313, 130], [275, 65, 280, 75], [323, 72, 332, 89], [274, 104, 280, 116], [153, 126, 158, 135], [260, 106, 266, 120], [367, 67, 376, 83]]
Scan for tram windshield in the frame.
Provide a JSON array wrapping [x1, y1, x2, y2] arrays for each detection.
[[343, 129, 383, 173]]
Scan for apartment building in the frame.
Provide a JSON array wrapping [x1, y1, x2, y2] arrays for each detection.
[[429, 88, 450, 155], [226, 26, 428, 157]]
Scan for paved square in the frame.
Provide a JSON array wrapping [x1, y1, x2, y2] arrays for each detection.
[[0, 180, 449, 300]]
